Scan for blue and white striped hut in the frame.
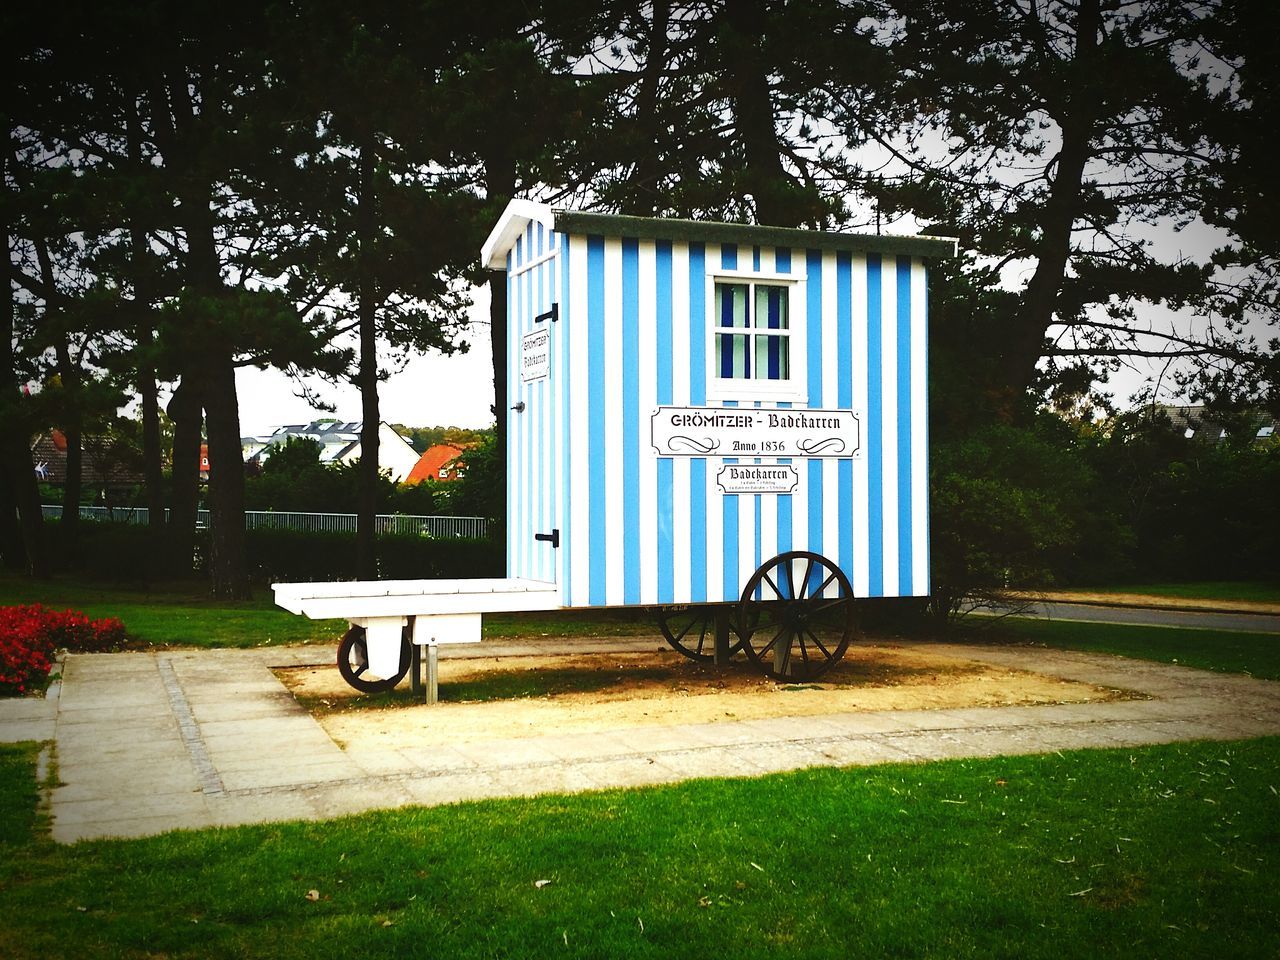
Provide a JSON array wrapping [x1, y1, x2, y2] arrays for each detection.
[[481, 201, 955, 625]]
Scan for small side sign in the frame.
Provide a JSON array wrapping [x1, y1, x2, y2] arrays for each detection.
[[521, 327, 550, 383], [716, 463, 800, 494]]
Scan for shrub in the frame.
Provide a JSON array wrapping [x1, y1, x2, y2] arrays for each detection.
[[252, 528, 502, 583], [0, 605, 127, 696]]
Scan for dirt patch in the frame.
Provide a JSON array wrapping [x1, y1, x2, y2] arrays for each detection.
[[275, 643, 1131, 751]]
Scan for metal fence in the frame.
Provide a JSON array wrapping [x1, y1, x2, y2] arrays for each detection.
[[40, 505, 489, 540]]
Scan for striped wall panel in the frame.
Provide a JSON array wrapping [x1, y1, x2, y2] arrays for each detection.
[[507, 233, 930, 608]]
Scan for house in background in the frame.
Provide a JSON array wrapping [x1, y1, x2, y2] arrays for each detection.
[[406, 442, 475, 484], [1153, 405, 1278, 444], [30, 429, 146, 493], [243, 420, 421, 482]]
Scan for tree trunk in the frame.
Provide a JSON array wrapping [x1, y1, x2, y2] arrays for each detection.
[[55, 339, 83, 534], [35, 235, 83, 536], [999, 0, 1101, 407], [139, 330, 165, 529], [484, 149, 515, 536], [620, 1, 670, 217], [163, 69, 249, 595], [126, 98, 167, 540], [204, 352, 249, 598], [720, 0, 807, 227], [355, 137, 380, 579], [0, 147, 48, 577], [0, 467, 24, 571], [167, 377, 202, 575]]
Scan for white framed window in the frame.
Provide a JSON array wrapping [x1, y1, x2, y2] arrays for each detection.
[[706, 269, 806, 402]]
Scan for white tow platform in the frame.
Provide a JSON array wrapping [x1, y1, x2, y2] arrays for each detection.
[[272, 578, 561, 690]]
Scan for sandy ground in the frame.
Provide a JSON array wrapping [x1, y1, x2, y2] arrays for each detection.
[[276, 643, 1134, 750]]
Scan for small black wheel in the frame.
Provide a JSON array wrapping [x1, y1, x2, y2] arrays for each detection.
[[656, 605, 749, 662], [336, 625, 412, 693], [739, 551, 856, 681]]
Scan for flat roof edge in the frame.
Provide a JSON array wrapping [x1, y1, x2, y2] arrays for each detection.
[[552, 210, 958, 259], [480, 199, 556, 269]]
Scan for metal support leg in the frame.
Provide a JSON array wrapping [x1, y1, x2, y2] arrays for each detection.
[[410, 642, 422, 698], [425, 642, 439, 705], [713, 608, 731, 666]]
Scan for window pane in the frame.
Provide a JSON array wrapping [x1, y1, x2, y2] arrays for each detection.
[[754, 335, 790, 380], [755, 285, 788, 330], [716, 333, 751, 379], [716, 283, 750, 328]]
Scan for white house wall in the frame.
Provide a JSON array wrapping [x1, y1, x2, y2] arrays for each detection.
[[506, 229, 930, 608]]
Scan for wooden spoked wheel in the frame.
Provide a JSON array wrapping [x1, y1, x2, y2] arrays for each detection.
[[656, 605, 749, 662], [739, 551, 856, 681], [336, 625, 412, 693]]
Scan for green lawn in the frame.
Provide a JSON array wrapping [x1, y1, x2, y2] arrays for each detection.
[[1, 737, 1277, 959], [1076, 581, 1280, 604], [969, 617, 1280, 680]]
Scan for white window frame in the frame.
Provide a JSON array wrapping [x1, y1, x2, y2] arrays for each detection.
[[705, 268, 807, 403]]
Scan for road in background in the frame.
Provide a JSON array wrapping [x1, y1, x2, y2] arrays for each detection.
[[971, 600, 1280, 635]]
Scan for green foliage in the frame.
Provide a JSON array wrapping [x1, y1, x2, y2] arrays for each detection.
[[392, 424, 492, 454], [43, 517, 176, 583], [244, 437, 437, 515], [931, 417, 1107, 607], [1081, 412, 1280, 582], [40, 520, 499, 586], [251, 528, 500, 584], [436, 431, 504, 522]]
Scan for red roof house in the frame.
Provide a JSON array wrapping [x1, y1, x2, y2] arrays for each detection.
[[406, 443, 473, 484]]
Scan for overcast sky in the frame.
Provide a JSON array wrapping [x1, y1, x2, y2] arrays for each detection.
[[234, 287, 497, 436]]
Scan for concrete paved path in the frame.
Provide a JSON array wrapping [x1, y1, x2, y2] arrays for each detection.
[[2, 638, 1278, 844], [972, 599, 1280, 634]]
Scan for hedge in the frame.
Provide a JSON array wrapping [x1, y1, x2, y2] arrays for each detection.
[[43, 521, 502, 585]]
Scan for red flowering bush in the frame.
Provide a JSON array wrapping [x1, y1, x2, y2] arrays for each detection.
[[0, 605, 127, 696]]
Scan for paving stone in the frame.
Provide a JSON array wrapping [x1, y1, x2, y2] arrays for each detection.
[[449, 738, 565, 768], [52, 790, 210, 826], [348, 748, 420, 776], [205, 743, 348, 772], [716, 741, 830, 775], [644, 745, 770, 780], [798, 710, 918, 736], [0, 719, 56, 742], [218, 761, 360, 792], [197, 715, 326, 740], [528, 731, 635, 762], [0, 697, 58, 721], [39, 635, 1280, 843], [304, 781, 417, 819], [606, 722, 725, 753], [400, 771, 507, 807], [53, 813, 215, 843], [206, 792, 319, 828], [577, 755, 684, 790], [485, 762, 603, 798], [402, 744, 486, 774], [186, 698, 305, 723], [54, 762, 201, 803]]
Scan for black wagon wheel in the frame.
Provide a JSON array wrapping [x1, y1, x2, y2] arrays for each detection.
[[656, 605, 750, 663], [336, 625, 412, 694], [739, 551, 857, 681]]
